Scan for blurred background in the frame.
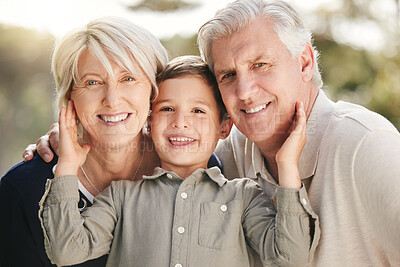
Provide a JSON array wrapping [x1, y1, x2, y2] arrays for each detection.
[[1, 0, 399, 175]]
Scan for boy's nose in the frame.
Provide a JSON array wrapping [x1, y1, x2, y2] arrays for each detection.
[[171, 113, 192, 129]]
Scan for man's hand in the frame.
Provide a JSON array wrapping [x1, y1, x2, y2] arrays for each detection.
[[22, 123, 60, 162]]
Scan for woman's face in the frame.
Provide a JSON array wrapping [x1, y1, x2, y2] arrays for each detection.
[[71, 50, 152, 149]]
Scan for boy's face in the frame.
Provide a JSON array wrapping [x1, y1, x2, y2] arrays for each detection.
[[151, 76, 231, 174]]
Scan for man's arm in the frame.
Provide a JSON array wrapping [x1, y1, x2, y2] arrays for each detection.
[[353, 129, 400, 257], [23, 123, 59, 162]]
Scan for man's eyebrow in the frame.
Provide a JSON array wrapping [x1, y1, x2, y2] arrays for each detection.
[[214, 68, 234, 78]]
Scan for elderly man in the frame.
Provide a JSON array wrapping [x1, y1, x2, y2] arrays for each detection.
[[197, 0, 400, 266]]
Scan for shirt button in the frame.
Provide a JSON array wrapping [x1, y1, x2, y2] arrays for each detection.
[[180, 192, 188, 199], [301, 198, 307, 205], [220, 204, 227, 212], [175, 264, 182, 267], [166, 173, 173, 179], [177, 226, 185, 234]]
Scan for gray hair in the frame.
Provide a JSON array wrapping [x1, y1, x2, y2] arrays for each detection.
[[197, 0, 323, 88], [52, 17, 168, 110]]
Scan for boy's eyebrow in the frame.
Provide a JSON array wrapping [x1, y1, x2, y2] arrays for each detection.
[[153, 98, 213, 108], [193, 98, 213, 108]]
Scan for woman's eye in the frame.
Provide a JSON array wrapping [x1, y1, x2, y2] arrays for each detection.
[[160, 107, 174, 112], [124, 77, 135, 82], [87, 80, 98, 86]]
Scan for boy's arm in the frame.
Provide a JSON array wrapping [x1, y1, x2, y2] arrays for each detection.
[[241, 182, 319, 266], [275, 101, 306, 189], [242, 102, 319, 265], [38, 101, 116, 265], [38, 176, 118, 266]]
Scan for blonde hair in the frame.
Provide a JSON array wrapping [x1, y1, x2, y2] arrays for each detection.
[[197, 0, 323, 88], [52, 17, 168, 110]]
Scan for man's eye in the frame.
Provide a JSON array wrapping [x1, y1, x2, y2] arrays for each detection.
[[222, 72, 235, 80], [254, 63, 266, 68], [160, 107, 174, 112]]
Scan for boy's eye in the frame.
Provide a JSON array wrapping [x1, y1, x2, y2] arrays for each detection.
[[160, 107, 174, 112], [193, 109, 205, 114]]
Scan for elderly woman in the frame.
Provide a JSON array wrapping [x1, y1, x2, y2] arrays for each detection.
[[0, 17, 167, 266]]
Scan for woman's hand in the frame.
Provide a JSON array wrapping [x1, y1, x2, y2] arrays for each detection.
[[54, 101, 90, 177], [275, 101, 307, 189]]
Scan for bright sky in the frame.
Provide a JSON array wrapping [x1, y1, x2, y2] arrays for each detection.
[[0, 0, 396, 51]]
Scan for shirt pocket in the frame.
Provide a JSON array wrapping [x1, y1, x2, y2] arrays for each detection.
[[198, 200, 243, 249]]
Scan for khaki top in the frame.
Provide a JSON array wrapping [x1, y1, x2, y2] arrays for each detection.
[[216, 90, 400, 266], [39, 167, 319, 267]]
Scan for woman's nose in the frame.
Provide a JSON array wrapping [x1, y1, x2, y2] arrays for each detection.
[[102, 83, 122, 108]]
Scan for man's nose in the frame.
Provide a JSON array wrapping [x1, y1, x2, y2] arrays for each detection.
[[236, 74, 259, 100]]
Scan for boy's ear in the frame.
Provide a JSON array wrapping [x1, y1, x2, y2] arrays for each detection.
[[219, 116, 233, 140]]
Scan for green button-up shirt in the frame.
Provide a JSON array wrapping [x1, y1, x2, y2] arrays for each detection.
[[39, 167, 319, 267]]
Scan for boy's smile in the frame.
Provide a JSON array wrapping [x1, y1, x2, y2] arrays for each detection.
[[150, 76, 231, 178]]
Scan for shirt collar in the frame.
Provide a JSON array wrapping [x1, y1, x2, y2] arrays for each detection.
[[143, 166, 227, 187], [247, 89, 335, 180], [298, 89, 334, 179]]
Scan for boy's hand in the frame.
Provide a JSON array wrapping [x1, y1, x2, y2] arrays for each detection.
[[22, 123, 60, 162], [276, 101, 306, 189], [54, 101, 90, 177]]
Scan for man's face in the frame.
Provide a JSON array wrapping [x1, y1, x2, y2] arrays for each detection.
[[211, 18, 309, 145]]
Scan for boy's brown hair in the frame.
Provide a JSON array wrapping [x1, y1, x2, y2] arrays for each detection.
[[156, 55, 227, 121]]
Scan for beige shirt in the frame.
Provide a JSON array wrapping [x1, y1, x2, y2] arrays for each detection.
[[39, 167, 319, 267], [216, 90, 400, 266]]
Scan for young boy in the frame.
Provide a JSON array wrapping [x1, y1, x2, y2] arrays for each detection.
[[39, 56, 319, 267]]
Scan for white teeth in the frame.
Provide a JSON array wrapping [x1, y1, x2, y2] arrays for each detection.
[[101, 114, 128, 122], [244, 104, 267, 114], [169, 137, 195, 142]]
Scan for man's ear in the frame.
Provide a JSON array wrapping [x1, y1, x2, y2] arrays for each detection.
[[219, 116, 233, 140], [299, 43, 315, 82]]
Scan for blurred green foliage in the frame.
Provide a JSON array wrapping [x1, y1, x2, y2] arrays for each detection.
[[1, 1, 399, 176]]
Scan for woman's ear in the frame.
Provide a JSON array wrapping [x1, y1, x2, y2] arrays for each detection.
[[219, 116, 233, 140], [146, 110, 152, 134]]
